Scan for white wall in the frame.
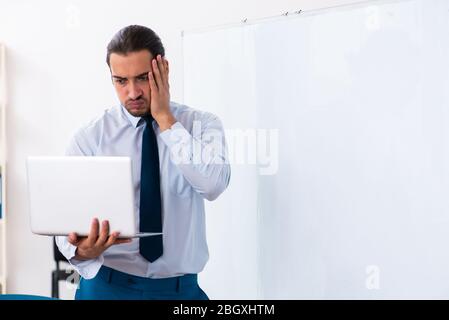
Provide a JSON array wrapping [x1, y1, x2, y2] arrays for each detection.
[[0, 0, 371, 297], [184, 0, 449, 298]]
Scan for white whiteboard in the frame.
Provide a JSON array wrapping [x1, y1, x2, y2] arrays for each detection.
[[183, 0, 449, 299]]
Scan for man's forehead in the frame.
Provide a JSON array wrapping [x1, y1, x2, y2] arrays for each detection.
[[110, 50, 153, 77]]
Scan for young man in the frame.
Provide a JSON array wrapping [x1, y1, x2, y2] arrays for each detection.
[[56, 25, 230, 300]]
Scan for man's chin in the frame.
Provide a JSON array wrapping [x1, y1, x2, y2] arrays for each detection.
[[125, 106, 150, 118]]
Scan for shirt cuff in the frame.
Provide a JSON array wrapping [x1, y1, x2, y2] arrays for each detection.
[[55, 236, 104, 279], [56, 239, 78, 260], [69, 255, 104, 280]]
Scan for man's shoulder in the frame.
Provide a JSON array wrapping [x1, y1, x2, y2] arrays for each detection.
[[170, 101, 220, 126], [73, 105, 123, 137]]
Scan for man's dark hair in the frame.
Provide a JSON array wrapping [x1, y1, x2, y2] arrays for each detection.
[[106, 25, 165, 67]]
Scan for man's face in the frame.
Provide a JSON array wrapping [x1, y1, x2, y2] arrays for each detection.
[[110, 50, 153, 117]]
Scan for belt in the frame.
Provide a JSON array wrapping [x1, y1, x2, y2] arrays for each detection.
[[97, 265, 198, 293]]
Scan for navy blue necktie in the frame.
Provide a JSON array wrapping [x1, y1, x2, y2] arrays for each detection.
[[139, 115, 163, 262]]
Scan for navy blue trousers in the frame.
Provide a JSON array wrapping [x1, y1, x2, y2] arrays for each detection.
[[75, 266, 209, 300]]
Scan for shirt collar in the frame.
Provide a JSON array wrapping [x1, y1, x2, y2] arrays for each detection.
[[120, 104, 144, 128]]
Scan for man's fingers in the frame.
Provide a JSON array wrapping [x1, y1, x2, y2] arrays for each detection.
[[96, 220, 110, 246], [165, 59, 170, 84], [105, 232, 132, 248], [105, 232, 119, 248], [148, 71, 158, 92], [157, 54, 166, 72], [87, 218, 100, 247], [105, 231, 120, 248], [68, 232, 78, 245], [114, 238, 133, 245], [68, 233, 88, 246], [156, 55, 167, 85], [152, 58, 163, 89]]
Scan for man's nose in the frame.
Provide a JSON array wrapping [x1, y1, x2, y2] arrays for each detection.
[[128, 82, 142, 100]]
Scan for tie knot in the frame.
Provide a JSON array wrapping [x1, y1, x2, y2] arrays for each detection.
[[143, 115, 154, 124]]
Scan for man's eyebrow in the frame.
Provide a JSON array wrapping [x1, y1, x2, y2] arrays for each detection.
[[112, 72, 150, 80], [112, 75, 126, 80], [136, 72, 151, 78]]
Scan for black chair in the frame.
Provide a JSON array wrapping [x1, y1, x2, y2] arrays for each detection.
[[51, 237, 78, 299]]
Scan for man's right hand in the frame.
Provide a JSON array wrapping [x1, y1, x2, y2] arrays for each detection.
[[67, 218, 132, 260]]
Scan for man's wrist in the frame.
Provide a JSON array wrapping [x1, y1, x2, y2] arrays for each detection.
[[154, 112, 176, 132]]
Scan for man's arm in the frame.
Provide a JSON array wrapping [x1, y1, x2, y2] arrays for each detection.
[[159, 116, 231, 201], [148, 54, 230, 201]]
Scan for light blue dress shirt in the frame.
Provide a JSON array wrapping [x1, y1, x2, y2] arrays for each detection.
[[56, 101, 230, 279]]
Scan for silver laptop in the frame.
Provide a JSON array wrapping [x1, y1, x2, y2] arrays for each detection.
[[26, 156, 162, 238]]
